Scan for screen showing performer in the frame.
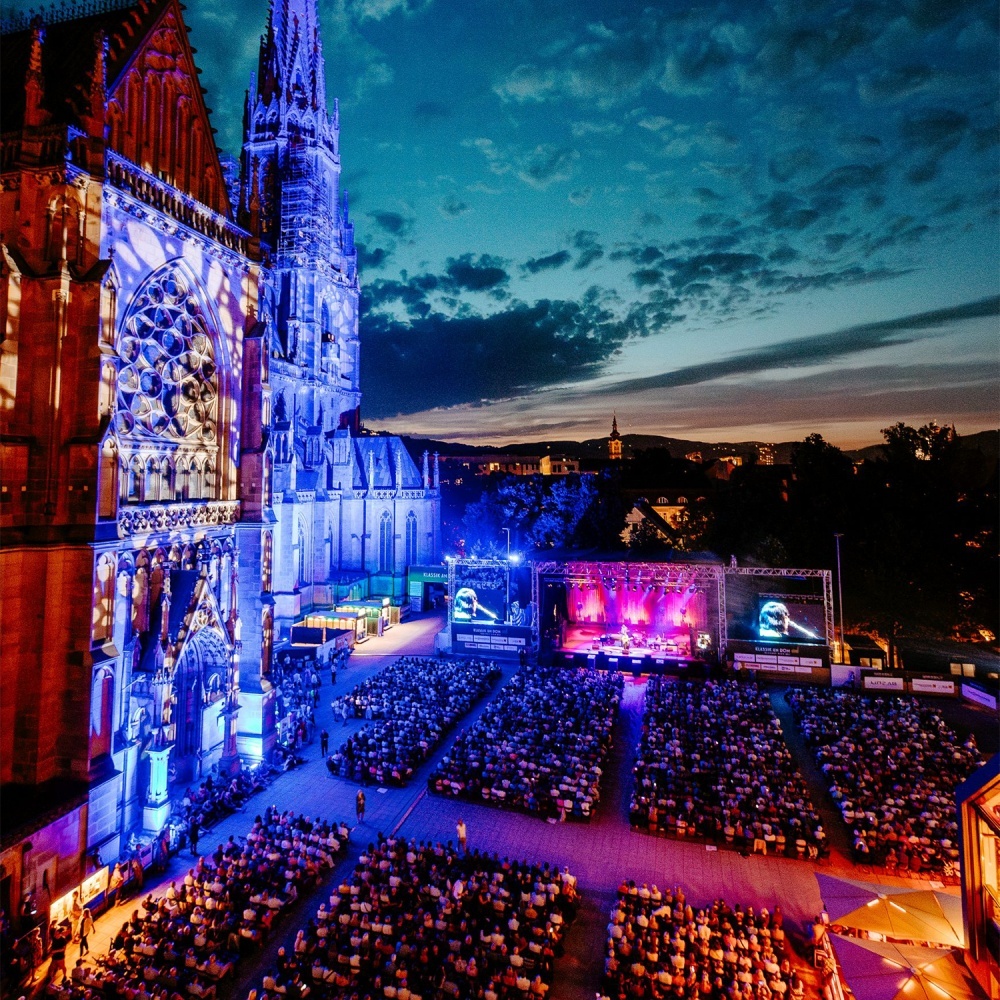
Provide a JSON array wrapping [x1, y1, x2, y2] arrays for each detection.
[[757, 599, 825, 643], [453, 586, 500, 623]]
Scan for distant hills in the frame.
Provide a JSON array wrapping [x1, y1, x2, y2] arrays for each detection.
[[393, 429, 999, 466]]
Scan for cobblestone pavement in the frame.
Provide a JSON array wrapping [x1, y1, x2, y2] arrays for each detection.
[[57, 624, 993, 1000]]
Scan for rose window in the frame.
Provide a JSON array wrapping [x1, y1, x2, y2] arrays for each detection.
[[115, 270, 218, 442]]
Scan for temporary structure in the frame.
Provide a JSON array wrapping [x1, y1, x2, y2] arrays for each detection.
[[816, 873, 965, 948], [829, 935, 982, 1000]]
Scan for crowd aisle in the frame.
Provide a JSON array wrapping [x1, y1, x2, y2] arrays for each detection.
[[429, 669, 623, 821], [630, 680, 826, 858], [787, 689, 983, 874]]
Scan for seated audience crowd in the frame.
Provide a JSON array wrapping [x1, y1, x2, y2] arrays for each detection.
[[327, 657, 501, 787], [788, 689, 982, 873], [255, 834, 579, 999], [174, 768, 265, 834], [630, 680, 825, 858], [429, 668, 623, 821], [49, 808, 348, 1000], [601, 883, 806, 1000]]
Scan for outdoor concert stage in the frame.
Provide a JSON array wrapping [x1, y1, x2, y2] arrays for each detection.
[[533, 558, 724, 671], [531, 556, 835, 673], [551, 622, 707, 673]]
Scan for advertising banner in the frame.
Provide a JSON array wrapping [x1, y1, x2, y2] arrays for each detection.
[[961, 683, 997, 709], [452, 623, 533, 657], [911, 677, 956, 695], [728, 639, 830, 669], [863, 674, 905, 691]]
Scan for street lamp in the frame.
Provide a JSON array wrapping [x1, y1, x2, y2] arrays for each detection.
[[834, 533, 845, 664], [501, 527, 512, 622]]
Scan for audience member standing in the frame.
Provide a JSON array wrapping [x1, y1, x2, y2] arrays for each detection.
[[457, 818, 468, 853], [78, 907, 94, 957], [356, 789, 366, 824]]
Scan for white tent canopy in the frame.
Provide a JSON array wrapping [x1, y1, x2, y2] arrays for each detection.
[[829, 935, 982, 1000], [816, 873, 965, 948]]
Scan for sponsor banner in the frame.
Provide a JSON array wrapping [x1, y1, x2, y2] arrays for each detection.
[[754, 654, 778, 664], [734, 652, 756, 663], [794, 665, 813, 673], [451, 624, 533, 657], [962, 684, 998, 710], [911, 678, 956, 695], [864, 675, 904, 691], [777, 656, 800, 666], [800, 657, 823, 668]]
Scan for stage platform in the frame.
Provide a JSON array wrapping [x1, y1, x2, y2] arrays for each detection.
[[553, 623, 710, 674]]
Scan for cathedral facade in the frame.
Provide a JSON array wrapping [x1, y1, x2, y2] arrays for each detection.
[[0, 0, 440, 922]]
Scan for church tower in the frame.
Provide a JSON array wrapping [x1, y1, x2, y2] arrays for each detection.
[[240, 0, 360, 427], [238, 0, 441, 643], [609, 413, 623, 460]]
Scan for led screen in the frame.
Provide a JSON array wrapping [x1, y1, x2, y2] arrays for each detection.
[[452, 563, 506, 624], [756, 598, 826, 644]]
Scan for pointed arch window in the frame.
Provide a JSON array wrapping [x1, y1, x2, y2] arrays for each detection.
[[405, 510, 418, 567], [295, 522, 306, 587], [379, 511, 393, 573]]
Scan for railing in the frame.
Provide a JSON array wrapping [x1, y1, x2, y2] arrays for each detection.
[[117, 499, 241, 537], [1, 0, 137, 33], [106, 152, 250, 255]]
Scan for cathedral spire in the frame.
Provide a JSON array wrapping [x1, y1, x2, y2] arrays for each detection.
[[257, 0, 329, 115]]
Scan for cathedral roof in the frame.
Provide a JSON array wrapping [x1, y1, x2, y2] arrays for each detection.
[[353, 436, 423, 492], [1, 0, 169, 133]]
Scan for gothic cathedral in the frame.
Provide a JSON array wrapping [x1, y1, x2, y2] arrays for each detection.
[[0, 0, 441, 914]]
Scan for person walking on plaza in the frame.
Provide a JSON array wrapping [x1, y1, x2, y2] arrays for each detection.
[[48, 922, 68, 985], [70, 891, 82, 942], [78, 907, 94, 957], [457, 818, 468, 853], [320, 729, 329, 756], [189, 817, 200, 856], [107, 862, 124, 908], [356, 789, 366, 824]]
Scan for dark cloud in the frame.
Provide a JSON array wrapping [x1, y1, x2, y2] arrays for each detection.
[[824, 233, 850, 253], [573, 231, 605, 269], [664, 251, 765, 290], [363, 274, 439, 317], [444, 253, 509, 293], [438, 194, 471, 218], [900, 108, 969, 153], [357, 244, 392, 270], [632, 268, 664, 287], [368, 211, 413, 236], [768, 245, 800, 264], [756, 192, 821, 231], [523, 250, 572, 274], [638, 211, 664, 227], [593, 297, 1000, 397], [361, 292, 632, 416]]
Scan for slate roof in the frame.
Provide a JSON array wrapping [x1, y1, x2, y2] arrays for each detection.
[[1, 0, 171, 133]]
